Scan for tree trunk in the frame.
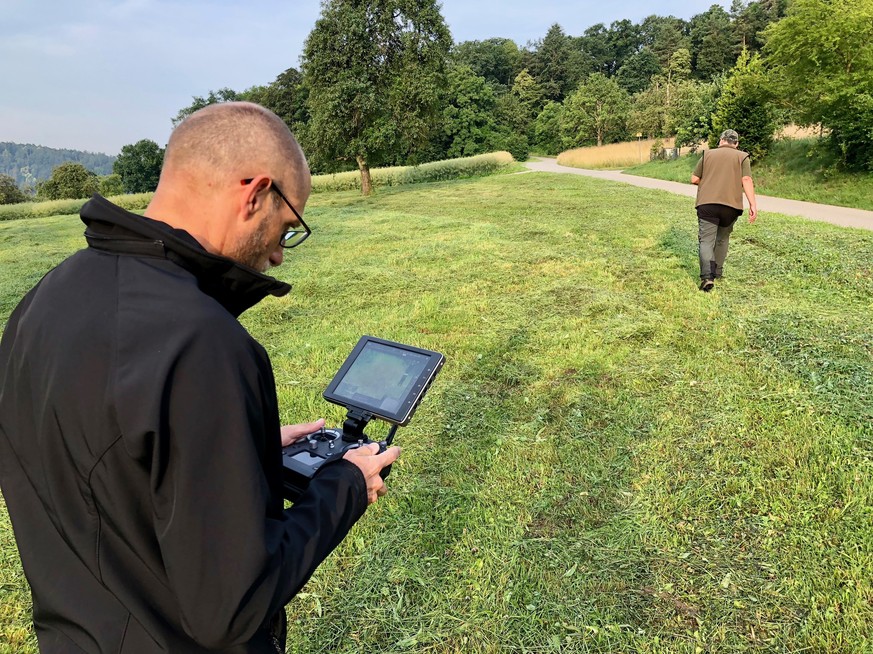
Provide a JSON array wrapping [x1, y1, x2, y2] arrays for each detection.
[[356, 155, 372, 196]]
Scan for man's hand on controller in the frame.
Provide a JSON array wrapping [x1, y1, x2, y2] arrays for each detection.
[[280, 418, 326, 447], [343, 443, 401, 504]]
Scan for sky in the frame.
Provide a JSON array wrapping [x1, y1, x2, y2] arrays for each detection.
[[1, 0, 731, 156]]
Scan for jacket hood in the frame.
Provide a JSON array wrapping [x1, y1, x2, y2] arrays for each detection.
[[80, 194, 292, 317]]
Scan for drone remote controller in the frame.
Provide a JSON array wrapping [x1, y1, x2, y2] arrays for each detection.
[[282, 336, 443, 501], [282, 426, 389, 501]]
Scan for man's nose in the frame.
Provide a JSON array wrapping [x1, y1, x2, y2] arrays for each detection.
[[268, 246, 284, 268]]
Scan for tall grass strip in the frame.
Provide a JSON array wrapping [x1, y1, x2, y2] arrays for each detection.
[[311, 151, 517, 193]]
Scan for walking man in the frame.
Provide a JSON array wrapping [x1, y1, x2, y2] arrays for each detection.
[[691, 129, 758, 292]]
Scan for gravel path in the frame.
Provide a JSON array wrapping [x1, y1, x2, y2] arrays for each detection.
[[524, 158, 873, 232]]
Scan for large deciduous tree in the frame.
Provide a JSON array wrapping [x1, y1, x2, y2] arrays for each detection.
[[452, 38, 522, 90], [671, 79, 721, 150], [561, 73, 630, 147], [441, 65, 499, 158], [244, 68, 309, 135], [38, 163, 99, 200], [628, 48, 693, 138], [764, 0, 873, 171], [531, 101, 564, 155], [576, 23, 612, 77], [640, 15, 690, 70], [113, 139, 164, 193], [172, 88, 242, 127], [605, 19, 644, 76], [510, 69, 546, 123], [302, 0, 452, 195], [616, 47, 662, 94]]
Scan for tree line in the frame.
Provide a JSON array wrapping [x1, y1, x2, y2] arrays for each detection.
[[0, 143, 116, 203], [3, 0, 871, 203], [0, 139, 165, 204], [171, 0, 796, 192]]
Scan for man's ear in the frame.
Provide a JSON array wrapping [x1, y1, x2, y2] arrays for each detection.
[[240, 176, 271, 221]]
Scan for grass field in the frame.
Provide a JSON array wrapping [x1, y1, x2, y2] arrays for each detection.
[[626, 139, 873, 212], [1, 174, 871, 653]]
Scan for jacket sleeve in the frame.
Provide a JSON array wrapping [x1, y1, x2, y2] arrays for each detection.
[[114, 318, 368, 649]]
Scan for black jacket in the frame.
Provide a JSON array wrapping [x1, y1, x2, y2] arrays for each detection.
[[0, 195, 368, 652]]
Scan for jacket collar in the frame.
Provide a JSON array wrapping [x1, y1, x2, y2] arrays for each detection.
[[80, 194, 292, 317]]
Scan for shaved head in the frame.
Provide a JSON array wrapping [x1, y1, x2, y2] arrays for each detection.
[[145, 102, 312, 270], [162, 101, 308, 193]]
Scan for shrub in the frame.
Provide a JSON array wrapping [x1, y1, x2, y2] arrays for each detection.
[[107, 193, 153, 212], [0, 174, 28, 205], [99, 174, 124, 197], [710, 50, 775, 161], [493, 133, 530, 162], [37, 163, 100, 201]]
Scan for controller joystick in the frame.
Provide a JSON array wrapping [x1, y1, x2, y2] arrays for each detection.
[[282, 425, 379, 500]]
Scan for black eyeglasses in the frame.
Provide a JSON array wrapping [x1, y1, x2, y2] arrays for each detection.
[[242, 178, 311, 248]]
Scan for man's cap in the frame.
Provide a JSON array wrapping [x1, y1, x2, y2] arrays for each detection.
[[719, 129, 739, 144]]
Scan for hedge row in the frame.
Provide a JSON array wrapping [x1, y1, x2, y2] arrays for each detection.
[[0, 152, 517, 222], [310, 151, 517, 193], [0, 193, 153, 222]]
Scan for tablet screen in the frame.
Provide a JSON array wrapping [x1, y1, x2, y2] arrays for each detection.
[[332, 341, 429, 414], [323, 336, 443, 425]]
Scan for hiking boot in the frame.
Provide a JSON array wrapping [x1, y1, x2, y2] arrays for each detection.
[[699, 279, 715, 292]]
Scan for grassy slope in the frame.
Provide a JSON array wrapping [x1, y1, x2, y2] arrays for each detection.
[[1, 174, 871, 653], [625, 139, 873, 212]]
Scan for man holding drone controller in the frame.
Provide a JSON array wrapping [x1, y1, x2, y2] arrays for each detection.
[[0, 102, 398, 653]]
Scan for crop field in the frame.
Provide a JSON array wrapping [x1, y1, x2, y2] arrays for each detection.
[[1, 173, 871, 653], [556, 138, 683, 170]]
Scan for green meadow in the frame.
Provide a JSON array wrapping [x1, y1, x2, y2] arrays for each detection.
[[1, 173, 871, 653]]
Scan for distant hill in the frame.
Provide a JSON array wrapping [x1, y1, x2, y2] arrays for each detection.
[[0, 142, 116, 188]]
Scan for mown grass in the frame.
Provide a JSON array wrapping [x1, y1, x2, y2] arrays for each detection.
[[1, 173, 871, 653], [626, 138, 873, 212]]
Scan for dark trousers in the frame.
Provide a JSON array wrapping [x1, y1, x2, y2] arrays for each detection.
[[697, 204, 741, 280]]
